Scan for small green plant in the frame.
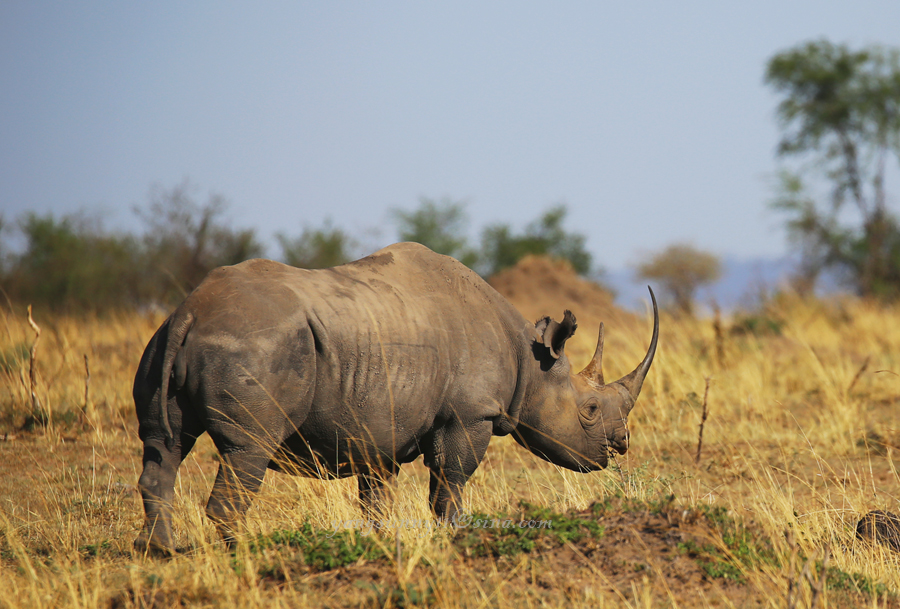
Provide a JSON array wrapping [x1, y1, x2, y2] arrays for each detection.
[[252, 522, 386, 571], [674, 504, 779, 583], [677, 539, 745, 581], [78, 539, 111, 558], [368, 582, 437, 608], [824, 564, 892, 596]]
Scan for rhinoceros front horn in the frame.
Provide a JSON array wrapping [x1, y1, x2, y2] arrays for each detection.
[[580, 287, 658, 409], [616, 287, 659, 407]]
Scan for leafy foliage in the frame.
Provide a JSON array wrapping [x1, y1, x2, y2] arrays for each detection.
[[391, 199, 592, 277], [824, 564, 891, 596], [2, 213, 144, 312], [0, 183, 596, 311], [277, 219, 356, 269], [0, 181, 264, 312], [728, 313, 784, 337], [478, 205, 592, 276], [367, 582, 437, 609], [765, 39, 900, 298], [392, 197, 478, 267]]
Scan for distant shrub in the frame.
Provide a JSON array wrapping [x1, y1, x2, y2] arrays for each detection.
[[479, 205, 592, 277], [277, 219, 356, 269], [0, 180, 264, 312], [1, 213, 143, 312], [729, 314, 784, 337], [635, 243, 721, 316]]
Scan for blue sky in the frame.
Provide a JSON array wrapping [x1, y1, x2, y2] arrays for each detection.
[[2, 2, 899, 270]]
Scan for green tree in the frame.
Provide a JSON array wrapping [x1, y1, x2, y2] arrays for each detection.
[[2, 213, 142, 312], [765, 39, 900, 297], [635, 244, 721, 316], [391, 197, 478, 267], [277, 220, 356, 269], [479, 205, 592, 277]]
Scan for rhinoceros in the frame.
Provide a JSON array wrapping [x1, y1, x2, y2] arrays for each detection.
[[134, 242, 658, 553]]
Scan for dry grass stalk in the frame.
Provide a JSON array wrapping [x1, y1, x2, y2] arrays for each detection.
[[846, 354, 870, 396], [786, 531, 830, 609], [786, 530, 799, 609], [82, 353, 92, 422], [695, 376, 711, 465], [26, 304, 41, 418]]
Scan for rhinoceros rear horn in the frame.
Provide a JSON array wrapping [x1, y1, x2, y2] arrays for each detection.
[[536, 310, 577, 359], [614, 287, 659, 408], [578, 322, 605, 385]]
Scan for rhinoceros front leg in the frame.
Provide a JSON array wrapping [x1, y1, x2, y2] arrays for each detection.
[[426, 419, 493, 523], [358, 471, 396, 518], [205, 448, 272, 548]]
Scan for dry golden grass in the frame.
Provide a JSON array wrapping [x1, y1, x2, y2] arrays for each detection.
[[1, 292, 899, 607]]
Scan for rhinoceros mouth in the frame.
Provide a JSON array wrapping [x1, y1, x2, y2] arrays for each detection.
[[608, 435, 629, 456], [524, 443, 607, 472], [570, 450, 608, 472]]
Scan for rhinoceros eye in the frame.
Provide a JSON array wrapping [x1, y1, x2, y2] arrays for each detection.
[[582, 400, 600, 419]]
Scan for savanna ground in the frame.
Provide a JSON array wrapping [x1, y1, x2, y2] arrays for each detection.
[[2, 258, 900, 608]]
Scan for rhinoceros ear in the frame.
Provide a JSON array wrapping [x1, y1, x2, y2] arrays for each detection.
[[535, 310, 577, 359]]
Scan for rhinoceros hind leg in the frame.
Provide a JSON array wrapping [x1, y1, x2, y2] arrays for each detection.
[[205, 448, 272, 548], [426, 419, 492, 523], [135, 431, 199, 556]]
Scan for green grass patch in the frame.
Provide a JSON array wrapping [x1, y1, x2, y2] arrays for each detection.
[[252, 522, 386, 572], [677, 539, 746, 582], [453, 502, 604, 558], [364, 582, 437, 608], [824, 564, 892, 597], [673, 504, 779, 583]]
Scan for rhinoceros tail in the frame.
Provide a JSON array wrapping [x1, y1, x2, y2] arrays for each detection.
[[158, 311, 194, 450]]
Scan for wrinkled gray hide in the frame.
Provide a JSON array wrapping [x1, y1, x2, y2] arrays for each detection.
[[134, 242, 658, 553]]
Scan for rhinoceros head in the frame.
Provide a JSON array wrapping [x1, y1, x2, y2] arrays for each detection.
[[515, 287, 659, 472]]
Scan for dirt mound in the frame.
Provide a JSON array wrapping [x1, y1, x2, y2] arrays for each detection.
[[488, 256, 641, 368]]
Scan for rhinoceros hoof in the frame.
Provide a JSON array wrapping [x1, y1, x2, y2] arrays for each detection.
[[856, 510, 900, 552], [134, 532, 176, 558]]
